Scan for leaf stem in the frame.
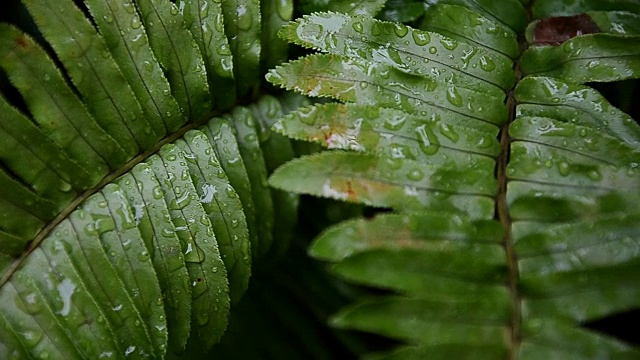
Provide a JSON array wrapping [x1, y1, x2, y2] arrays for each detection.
[[0, 108, 227, 286], [497, 24, 529, 359]]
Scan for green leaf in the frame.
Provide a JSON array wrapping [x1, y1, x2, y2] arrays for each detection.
[[424, 0, 528, 32], [23, 0, 156, 152], [269, 152, 497, 218], [311, 212, 503, 262], [84, 0, 184, 134], [201, 118, 260, 261], [181, 0, 236, 110], [3, 1, 640, 358], [515, 76, 640, 144], [279, 11, 514, 94], [137, 0, 211, 121], [117, 164, 192, 353], [518, 319, 640, 359], [150, 144, 230, 350], [274, 102, 501, 157], [588, 11, 640, 35], [269, 6, 640, 359], [419, 4, 520, 59], [260, 0, 293, 71], [328, 0, 387, 16], [175, 130, 251, 305], [0, 94, 86, 197], [226, 107, 274, 258], [521, 34, 640, 83], [0, 25, 126, 174], [268, 54, 508, 127], [249, 96, 299, 260], [532, 0, 640, 18], [221, 0, 261, 97], [331, 296, 510, 346]]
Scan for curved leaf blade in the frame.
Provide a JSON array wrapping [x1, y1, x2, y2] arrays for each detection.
[[274, 102, 501, 158], [137, 0, 211, 121], [280, 11, 514, 94], [269, 151, 497, 218], [181, 0, 236, 110], [84, 0, 184, 134], [23, 0, 155, 152], [521, 34, 640, 84], [419, 4, 520, 59], [221, 0, 261, 97], [267, 54, 507, 128], [0, 25, 123, 175], [176, 130, 251, 305]]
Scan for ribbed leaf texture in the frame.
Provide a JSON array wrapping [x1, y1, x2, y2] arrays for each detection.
[[267, 2, 640, 359], [2, 0, 640, 358], [0, 0, 302, 358]]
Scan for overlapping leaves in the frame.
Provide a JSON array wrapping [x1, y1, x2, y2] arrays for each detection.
[[0, 0, 299, 358], [267, 3, 640, 358]]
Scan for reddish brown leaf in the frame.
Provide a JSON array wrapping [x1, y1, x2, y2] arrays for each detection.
[[534, 14, 600, 46]]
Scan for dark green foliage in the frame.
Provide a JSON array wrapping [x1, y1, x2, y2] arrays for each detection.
[[1, 0, 640, 359]]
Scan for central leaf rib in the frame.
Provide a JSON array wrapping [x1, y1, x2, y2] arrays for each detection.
[[498, 27, 529, 359]]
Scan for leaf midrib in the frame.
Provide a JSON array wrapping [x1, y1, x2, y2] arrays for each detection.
[[499, 12, 530, 359], [0, 107, 224, 286]]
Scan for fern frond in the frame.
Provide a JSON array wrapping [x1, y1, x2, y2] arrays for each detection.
[[0, 0, 301, 357], [269, 4, 640, 358]]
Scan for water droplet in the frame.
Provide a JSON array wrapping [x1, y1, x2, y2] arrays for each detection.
[[383, 115, 407, 130], [143, 61, 153, 72], [124, 346, 136, 356], [446, 86, 463, 107], [407, 169, 424, 181], [415, 124, 440, 155], [440, 37, 458, 50], [230, 219, 239, 228], [170, 4, 180, 15], [161, 228, 175, 237], [21, 292, 43, 315], [151, 185, 163, 199], [393, 23, 408, 38], [352, 22, 364, 33], [236, 5, 252, 30], [225, 186, 237, 198], [58, 181, 73, 193], [412, 31, 430, 46], [123, 3, 135, 13], [588, 169, 602, 181], [137, 250, 149, 262], [479, 56, 495, 72], [169, 192, 191, 210], [438, 123, 459, 142], [130, 16, 141, 29], [558, 161, 570, 176]]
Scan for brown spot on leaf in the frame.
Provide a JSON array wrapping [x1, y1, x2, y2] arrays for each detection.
[[14, 35, 28, 48], [534, 14, 600, 46], [346, 180, 356, 198], [323, 128, 333, 144]]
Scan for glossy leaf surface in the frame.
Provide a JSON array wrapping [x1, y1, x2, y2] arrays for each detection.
[[269, 7, 640, 359], [2, 0, 640, 358]]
